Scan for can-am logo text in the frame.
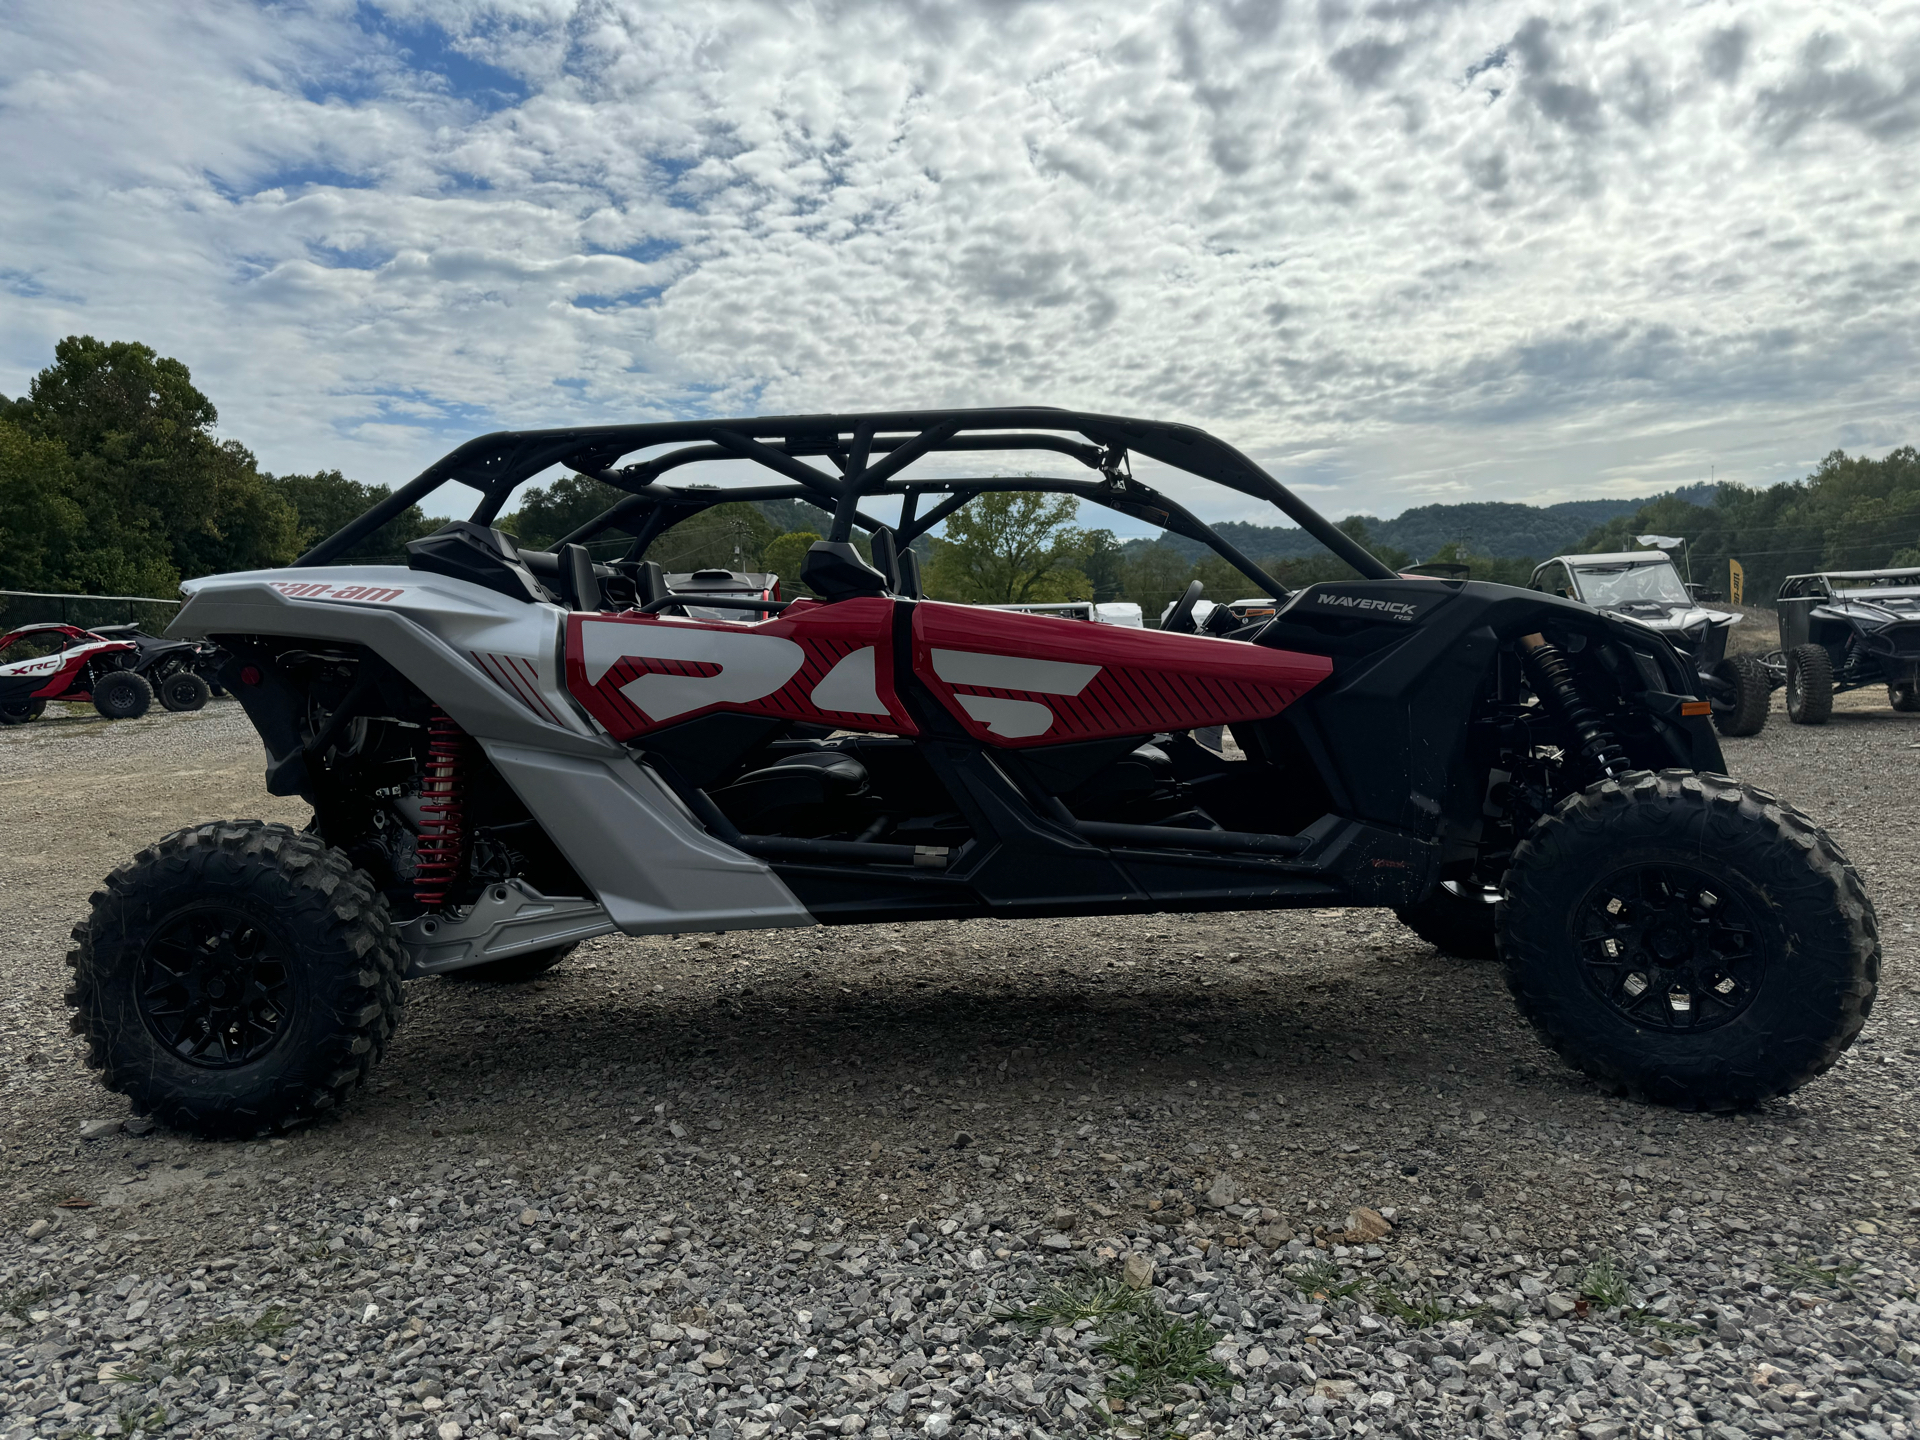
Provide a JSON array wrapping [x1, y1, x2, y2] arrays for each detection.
[[1315, 593, 1419, 621]]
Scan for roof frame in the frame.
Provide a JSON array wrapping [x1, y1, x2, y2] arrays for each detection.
[[296, 408, 1394, 584]]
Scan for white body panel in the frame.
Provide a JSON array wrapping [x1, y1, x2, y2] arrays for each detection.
[[0, 638, 126, 682], [168, 565, 816, 944], [181, 566, 597, 736]]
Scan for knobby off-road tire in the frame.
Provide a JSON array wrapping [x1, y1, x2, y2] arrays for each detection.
[[66, 821, 406, 1137], [443, 942, 579, 984], [158, 670, 213, 713], [1499, 770, 1878, 1109], [1396, 881, 1500, 960], [0, 699, 45, 725], [91, 669, 153, 720], [1708, 655, 1771, 737], [1890, 682, 1918, 713], [1785, 644, 1833, 725]]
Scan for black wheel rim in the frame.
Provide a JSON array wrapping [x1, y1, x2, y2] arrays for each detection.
[[1575, 863, 1765, 1033], [137, 907, 295, 1067]]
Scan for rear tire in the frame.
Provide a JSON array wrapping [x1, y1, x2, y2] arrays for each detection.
[[65, 821, 406, 1137], [1784, 644, 1833, 725], [1708, 655, 1770, 737], [442, 942, 579, 984], [158, 671, 212, 712], [1890, 682, 1918, 713], [1499, 770, 1878, 1109], [1396, 882, 1499, 960], [92, 670, 153, 720], [0, 699, 46, 725]]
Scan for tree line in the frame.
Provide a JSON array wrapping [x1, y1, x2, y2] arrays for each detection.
[[3, 337, 1912, 616], [1567, 448, 1918, 604], [0, 337, 440, 597]]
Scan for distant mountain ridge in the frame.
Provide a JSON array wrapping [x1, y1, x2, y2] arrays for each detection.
[[1131, 485, 1719, 562], [744, 486, 1724, 563]]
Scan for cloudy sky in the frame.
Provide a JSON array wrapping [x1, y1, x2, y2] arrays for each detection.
[[1, 0, 1915, 530]]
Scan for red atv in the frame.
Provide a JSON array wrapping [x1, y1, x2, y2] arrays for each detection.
[[0, 623, 152, 723]]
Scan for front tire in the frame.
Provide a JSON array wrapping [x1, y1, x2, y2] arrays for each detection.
[[0, 699, 46, 725], [1708, 655, 1770, 737], [158, 671, 212, 712], [1499, 770, 1878, 1109], [65, 822, 406, 1137], [92, 670, 153, 720], [1396, 881, 1499, 960], [1785, 644, 1833, 725], [1890, 681, 1918, 713], [442, 942, 578, 984]]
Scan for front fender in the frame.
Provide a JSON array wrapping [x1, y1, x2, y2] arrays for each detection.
[[1584, 611, 1725, 773]]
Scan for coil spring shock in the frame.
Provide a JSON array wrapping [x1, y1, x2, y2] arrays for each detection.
[[414, 709, 469, 907], [1519, 632, 1629, 781]]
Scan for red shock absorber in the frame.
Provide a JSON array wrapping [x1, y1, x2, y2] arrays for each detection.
[[414, 709, 469, 908]]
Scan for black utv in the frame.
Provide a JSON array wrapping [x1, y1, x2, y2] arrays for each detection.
[[1771, 569, 1920, 722], [89, 626, 225, 711]]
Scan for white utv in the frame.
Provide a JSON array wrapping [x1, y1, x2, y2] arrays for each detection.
[[1530, 552, 1770, 737]]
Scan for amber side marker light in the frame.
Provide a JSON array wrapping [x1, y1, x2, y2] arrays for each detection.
[[1681, 700, 1712, 717]]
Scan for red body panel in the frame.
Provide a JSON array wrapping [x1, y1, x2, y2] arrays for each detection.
[[564, 598, 916, 739], [910, 601, 1331, 747], [563, 599, 1333, 746]]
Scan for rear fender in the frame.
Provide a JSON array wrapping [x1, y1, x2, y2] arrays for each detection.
[[171, 568, 604, 750]]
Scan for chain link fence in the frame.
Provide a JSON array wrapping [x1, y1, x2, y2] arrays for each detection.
[[0, 589, 182, 634]]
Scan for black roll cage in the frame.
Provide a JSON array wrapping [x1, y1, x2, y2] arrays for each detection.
[[296, 407, 1396, 591]]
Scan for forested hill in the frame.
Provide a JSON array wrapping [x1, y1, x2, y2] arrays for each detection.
[[1140, 487, 1717, 562]]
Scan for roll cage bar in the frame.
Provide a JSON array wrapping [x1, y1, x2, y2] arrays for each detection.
[[297, 408, 1395, 591]]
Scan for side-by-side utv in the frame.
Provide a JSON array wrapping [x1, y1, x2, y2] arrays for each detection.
[[1529, 552, 1770, 737], [65, 410, 1879, 1136], [1770, 569, 1920, 722]]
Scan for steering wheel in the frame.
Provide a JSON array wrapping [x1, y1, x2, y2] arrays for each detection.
[[1165, 579, 1205, 634]]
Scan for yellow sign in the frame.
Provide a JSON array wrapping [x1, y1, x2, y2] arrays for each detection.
[[1729, 559, 1745, 606]]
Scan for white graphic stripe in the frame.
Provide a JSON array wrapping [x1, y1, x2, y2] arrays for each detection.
[[809, 647, 888, 714], [580, 619, 806, 721], [929, 650, 1100, 695], [955, 694, 1056, 738]]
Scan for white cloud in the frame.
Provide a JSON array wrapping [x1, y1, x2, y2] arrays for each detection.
[[0, 0, 1913, 527]]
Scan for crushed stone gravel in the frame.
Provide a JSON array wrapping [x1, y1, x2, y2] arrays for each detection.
[[1, 690, 1915, 1440]]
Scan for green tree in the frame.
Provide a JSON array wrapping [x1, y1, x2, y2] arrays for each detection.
[[1574, 448, 1920, 602], [0, 419, 174, 595], [1413, 538, 1536, 588], [645, 501, 781, 574], [0, 420, 85, 593], [269, 469, 441, 562], [922, 491, 1092, 603], [11, 336, 298, 583], [763, 531, 822, 596], [1335, 515, 1410, 572], [1080, 529, 1127, 602], [1120, 543, 1199, 619], [501, 472, 630, 551]]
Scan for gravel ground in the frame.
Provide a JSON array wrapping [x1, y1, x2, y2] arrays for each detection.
[[2, 689, 1915, 1441]]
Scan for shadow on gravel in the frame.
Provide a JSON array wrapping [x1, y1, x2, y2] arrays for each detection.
[[341, 950, 1593, 1182]]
